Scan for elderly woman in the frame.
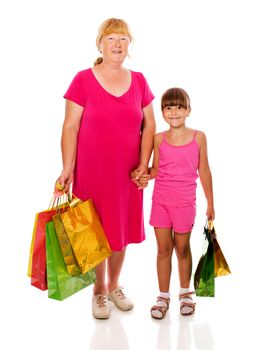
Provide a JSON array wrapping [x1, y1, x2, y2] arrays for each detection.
[[56, 18, 155, 318]]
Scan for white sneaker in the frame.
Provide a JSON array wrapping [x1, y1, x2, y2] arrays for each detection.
[[92, 294, 111, 319], [108, 287, 134, 311]]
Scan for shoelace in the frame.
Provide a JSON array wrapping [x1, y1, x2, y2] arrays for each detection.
[[115, 288, 126, 300], [96, 295, 107, 307]]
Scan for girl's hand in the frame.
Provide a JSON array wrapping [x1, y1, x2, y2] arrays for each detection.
[[136, 174, 150, 189], [206, 205, 215, 221]]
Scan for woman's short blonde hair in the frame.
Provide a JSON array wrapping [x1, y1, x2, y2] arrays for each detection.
[[96, 18, 133, 49]]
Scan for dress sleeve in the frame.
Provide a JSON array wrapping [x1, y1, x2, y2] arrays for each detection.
[[140, 73, 155, 108], [63, 71, 86, 107]]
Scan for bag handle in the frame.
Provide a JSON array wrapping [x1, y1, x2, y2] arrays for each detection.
[[53, 182, 82, 209], [204, 219, 216, 241], [48, 193, 68, 211]]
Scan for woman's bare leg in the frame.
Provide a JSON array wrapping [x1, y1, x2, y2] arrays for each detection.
[[93, 259, 107, 295], [107, 249, 126, 292]]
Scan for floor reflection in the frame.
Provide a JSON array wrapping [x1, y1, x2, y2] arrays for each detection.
[[154, 313, 214, 350], [89, 310, 129, 350], [192, 321, 214, 350], [155, 315, 172, 350], [177, 315, 193, 350]]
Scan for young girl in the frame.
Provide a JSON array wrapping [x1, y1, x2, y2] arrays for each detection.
[[148, 87, 215, 319]]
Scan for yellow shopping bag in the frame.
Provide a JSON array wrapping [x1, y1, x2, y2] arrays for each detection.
[[59, 198, 112, 274]]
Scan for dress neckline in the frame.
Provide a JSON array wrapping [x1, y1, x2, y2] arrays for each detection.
[[90, 68, 133, 98], [163, 131, 197, 148]]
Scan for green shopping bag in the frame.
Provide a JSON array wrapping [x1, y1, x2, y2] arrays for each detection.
[[194, 223, 215, 297], [52, 213, 81, 276], [46, 221, 96, 301]]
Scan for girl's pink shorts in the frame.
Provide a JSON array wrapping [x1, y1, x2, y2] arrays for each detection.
[[149, 201, 196, 233]]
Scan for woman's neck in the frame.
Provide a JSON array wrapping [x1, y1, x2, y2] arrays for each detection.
[[98, 61, 125, 76]]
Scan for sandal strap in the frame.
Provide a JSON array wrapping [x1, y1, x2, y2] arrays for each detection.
[[179, 291, 195, 300], [156, 296, 170, 309], [180, 301, 195, 313], [151, 304, 167, 319], [180, 301, 196, 310], [150, 296, 170, 319], [151, 305, 167, 314]]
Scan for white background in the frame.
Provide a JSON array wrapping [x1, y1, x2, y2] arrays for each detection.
[[1, 0, 258, 349]]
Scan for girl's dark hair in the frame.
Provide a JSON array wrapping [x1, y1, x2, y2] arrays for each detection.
[[161, 88, 191, 110]]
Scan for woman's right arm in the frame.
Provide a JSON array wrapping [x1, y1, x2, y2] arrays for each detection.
[[56, 100, 84, 193]]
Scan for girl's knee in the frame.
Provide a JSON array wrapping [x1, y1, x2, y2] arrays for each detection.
[[175, 245, 191, 259], [157, 245, 173, 259]]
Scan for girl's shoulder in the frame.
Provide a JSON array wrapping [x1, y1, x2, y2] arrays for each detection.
[[154, 132, 165, 147], [194, 129, 207, 147]]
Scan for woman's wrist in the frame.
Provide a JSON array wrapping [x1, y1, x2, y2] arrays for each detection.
[[138, 163, 148, 173], [62, 165, 74, 175]]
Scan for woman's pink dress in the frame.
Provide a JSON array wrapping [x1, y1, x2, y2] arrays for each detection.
[[64, 68, 154, 251]]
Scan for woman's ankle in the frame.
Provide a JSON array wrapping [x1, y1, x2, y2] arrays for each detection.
[[107, 283, 119, 293], [93, 284, 108, 295]]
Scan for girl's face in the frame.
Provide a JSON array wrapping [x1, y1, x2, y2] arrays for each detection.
[[99, 33, 130, 64], [162, 105, 190, 128]]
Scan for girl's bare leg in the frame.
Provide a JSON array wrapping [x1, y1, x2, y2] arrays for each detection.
[[154, 227, 174, 292], [174, 232, 192, 288], [174, 232, 195, 315]]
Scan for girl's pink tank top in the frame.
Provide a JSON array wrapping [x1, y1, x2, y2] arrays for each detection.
[[152, 131, 200, 206]]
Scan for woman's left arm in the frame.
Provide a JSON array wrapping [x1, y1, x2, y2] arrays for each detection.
[[132, 103, 156, 185], [197, 131, 215, 220]]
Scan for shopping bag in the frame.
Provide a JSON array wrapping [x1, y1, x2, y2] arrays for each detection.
[[27, 213, 39, 277], [194, 220, 231, 297], [30, 209, 59, 290], [52, 213, 81, 276], [59, 198, 112, 274], [28, 196, 69, 290], [194, 224, 215, 297], [210, 221, 231, 277], [46, 221, 96, 301]]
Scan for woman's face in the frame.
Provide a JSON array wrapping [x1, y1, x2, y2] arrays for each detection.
[[99, 33, 130, 64]]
